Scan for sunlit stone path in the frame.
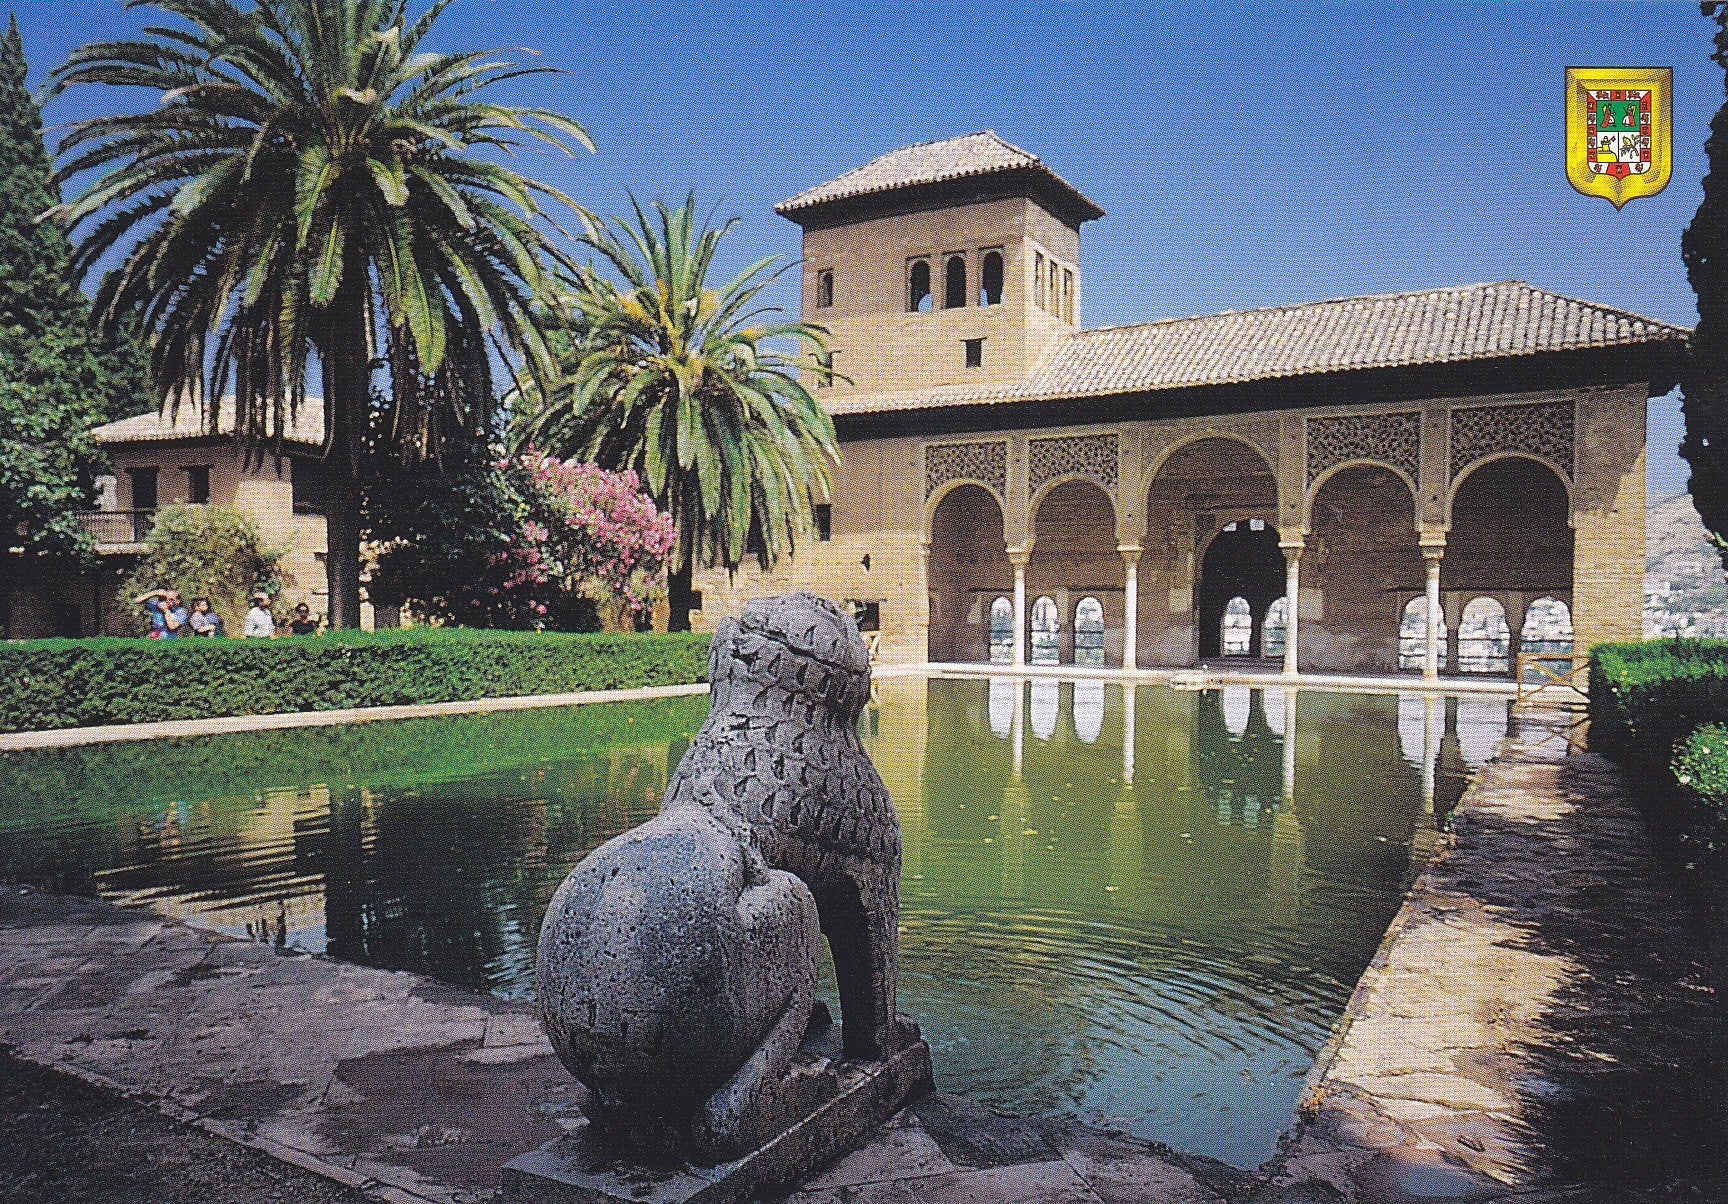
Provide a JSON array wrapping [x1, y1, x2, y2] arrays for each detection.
[[1258, 742, 1725, 1202]]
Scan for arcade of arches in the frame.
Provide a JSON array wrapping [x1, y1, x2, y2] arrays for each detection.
[[697, 389, 1644, 678], [921, 425, 1585, 678]]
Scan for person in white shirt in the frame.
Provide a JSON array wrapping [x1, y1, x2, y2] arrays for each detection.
[[242, 592, 275, 638]]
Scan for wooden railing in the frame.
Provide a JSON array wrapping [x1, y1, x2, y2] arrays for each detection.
[[74, 509, 153, 545], [1515, 652, 1590, 708]]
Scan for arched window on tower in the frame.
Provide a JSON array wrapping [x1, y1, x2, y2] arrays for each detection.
[[944, 255, 966, 309], [979, 250, 1003, 305], [816, 269, 834, 308], [907, 259, 931, 313], [1074, 597, 1105, 666], [988, 596, 1014, 664]]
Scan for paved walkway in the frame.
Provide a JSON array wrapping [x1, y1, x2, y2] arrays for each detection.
[[0, 886, 1223, 1204], [1256, 743, 1725, 1202]]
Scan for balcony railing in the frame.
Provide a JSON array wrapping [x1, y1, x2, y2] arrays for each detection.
[[75, 509, 153, 545]]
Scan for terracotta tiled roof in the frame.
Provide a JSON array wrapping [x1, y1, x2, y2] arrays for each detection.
[[824, 281, 1689, 417], [90, 396, 326, 447], [776, 131, 1105, 220]]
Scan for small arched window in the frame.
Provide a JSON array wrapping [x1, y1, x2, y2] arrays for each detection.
[[988, 596, 1014, 664], [1521, 597, 1574, 656], [1221, 596, 1253, 656], [1262, 597, 1288, 659], [1458, 597, 1510, 674], [1074, 596, 1105, 666], [1398, 597, 1448, 671], [944, 255, 966, 309], [979, 250, 1003, 305], [816, 269, 834, 308], [907, 259, 931, 313], [1030, 595, 1059, 665]]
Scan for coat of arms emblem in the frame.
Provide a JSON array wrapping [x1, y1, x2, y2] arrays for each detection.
[[1566, 67, 1672, 208]]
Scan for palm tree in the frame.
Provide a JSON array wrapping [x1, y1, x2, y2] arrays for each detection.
[[517, 194, 839, 630], [48, 0, 590, 627]]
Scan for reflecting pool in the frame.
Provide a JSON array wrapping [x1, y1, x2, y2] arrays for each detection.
[[0, 678, 1514, 1167]]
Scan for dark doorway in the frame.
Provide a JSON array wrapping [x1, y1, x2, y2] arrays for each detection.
[[1197, 523, 1284, 659]]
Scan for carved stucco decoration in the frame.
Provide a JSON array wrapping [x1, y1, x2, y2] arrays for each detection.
[[1305, 411, 1421, 487], [925, 440, 1008, 499], [1449, 400, 1574, 479], [1029, 432, 1119, 494]]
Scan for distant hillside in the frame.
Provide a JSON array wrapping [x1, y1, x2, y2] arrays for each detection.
[[1647, 494, 1727, 616]]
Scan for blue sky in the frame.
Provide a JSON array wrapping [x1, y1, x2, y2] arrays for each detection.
[[9, 1, 1717, 493]]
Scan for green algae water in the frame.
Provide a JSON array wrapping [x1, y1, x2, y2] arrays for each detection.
[[0, 677, 1510, 1167]]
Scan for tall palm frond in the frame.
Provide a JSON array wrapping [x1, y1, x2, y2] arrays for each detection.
[[48, 0, 591, 625], [519, 194, 839, 618]]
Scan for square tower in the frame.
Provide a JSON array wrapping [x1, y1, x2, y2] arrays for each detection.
[[776, 132, 1104, 397]]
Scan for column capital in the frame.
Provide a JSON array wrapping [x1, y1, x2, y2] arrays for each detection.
[[1006, 547, 1031, 567], [1419, 529, 1448, 557], [1117, 543, 1143, 562]]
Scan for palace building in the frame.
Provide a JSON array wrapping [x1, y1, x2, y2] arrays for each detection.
[[691, 132, 1687, 677]]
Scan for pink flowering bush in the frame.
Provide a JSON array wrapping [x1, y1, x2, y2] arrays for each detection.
[[497, 451, 676, 628]]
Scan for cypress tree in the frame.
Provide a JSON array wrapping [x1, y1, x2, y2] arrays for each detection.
[[0, 15, 149, 580], [1683, 3, 1728, 575]]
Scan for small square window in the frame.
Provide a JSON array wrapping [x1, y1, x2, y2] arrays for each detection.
[[846, 599, 881, 632], [964, 338, 984, 369], [815, 504, 832, 541], [184, 465, 210, 505]]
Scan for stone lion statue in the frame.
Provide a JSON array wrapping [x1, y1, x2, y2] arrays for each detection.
[[536, 593, 917, 1164]]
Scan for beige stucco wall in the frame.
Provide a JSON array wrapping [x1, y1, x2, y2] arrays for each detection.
[[801, 196, 1080, 396], [100, 441, 331, 627]]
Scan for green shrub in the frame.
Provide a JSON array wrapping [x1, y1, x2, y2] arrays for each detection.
[[0, 628, 712, 734], [1675, 724, 1728, 847], [1588, 639, 1728, 768]]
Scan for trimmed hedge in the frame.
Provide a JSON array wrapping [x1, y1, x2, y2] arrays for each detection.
[[1588, 639, 1728, 768], [1675, 724, 1728, 850], [0, 628, 712, 734], [1590, 640, 1728, 864]]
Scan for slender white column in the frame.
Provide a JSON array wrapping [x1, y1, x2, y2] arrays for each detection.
[[1119, 545, 1141, 672], [1421, 537, 1446, 683], [1280, 540, 1303, 677], [1010, 550, 1029, 668]]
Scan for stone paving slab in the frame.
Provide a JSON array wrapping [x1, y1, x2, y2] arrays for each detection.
[[0, 885, 1222, 1203], [1255, 743, 1725, 1203]]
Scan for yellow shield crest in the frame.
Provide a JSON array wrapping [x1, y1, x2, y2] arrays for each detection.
[[1566, 67, 1672, 208]]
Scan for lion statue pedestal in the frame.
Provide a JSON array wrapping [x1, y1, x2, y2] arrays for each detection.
[[504, 594, 932, 1204]]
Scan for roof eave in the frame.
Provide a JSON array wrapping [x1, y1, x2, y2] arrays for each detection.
[[777, 166, 1105, 230]]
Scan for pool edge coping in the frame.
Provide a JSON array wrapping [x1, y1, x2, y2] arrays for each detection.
[[0, 681, 712, 751]]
